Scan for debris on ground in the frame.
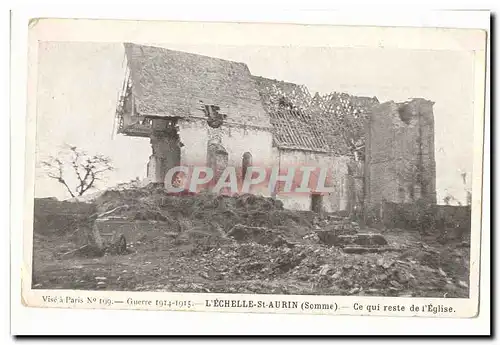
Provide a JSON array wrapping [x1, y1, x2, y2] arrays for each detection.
[[31, 185, 471, 297]]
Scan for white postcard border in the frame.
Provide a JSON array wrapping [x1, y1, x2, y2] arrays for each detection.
[[10, 7, 491, 335]]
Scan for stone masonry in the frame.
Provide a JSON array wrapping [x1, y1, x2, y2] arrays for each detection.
[[364, 98, 436, 217]]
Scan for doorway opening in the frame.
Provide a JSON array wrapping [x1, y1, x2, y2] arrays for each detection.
[[311, 193, 323, 213]]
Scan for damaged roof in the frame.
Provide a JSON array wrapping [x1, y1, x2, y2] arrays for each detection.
[[268, 107, 331, 152], [315, 92, 379, 152], [124, 43, 266, 123], [253, 76, 350, 154], [121, 43, 369, 155]]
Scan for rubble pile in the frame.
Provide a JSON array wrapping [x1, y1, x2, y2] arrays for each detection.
[[122, 240, 468, 297], [32, 186, 471, 298], [227, 224, 295, 248], [92, 185, 315, 248]]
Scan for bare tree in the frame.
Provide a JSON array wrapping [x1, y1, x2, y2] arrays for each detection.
[[40, 145, 114, 198]]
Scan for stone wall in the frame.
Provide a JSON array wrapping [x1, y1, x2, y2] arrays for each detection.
[[346, 160, 364, 216], [146, 119, 181, 184], [272, 148, 351, 213], [364, 98, 436, 218], [146, 115, 354, 213], [178, 118, 274, 168], [146, 118, 274, 195], [145, 117, 357, 214]]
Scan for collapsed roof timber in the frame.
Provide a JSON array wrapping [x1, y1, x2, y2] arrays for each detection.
[[114, 43, 436, 216], [115, 42, 379, 157]]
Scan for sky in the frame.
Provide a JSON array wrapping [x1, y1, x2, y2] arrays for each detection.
[[34, 41, 476, 204]]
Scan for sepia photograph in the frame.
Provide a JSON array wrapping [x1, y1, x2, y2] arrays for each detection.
[[32, 40, 477, 296], [17, 17, 487, 320]]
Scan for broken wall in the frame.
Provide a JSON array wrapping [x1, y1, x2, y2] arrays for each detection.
[[272, 148, 351, 213], [346, 160, 364, 216], [175, 118, 274, 194], [146, 118, 181, 184], [364, 98, 436, 219]]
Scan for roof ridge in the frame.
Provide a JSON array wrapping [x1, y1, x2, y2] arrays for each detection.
[[124, 42, 248, 67]]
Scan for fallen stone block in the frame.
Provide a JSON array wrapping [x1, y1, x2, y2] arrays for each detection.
[[343, 245, 394, 254], [314, 230, 338, 246], [335, 235, 356, 246], [337, 233, 388, 246], [322, 220, 359, 236]]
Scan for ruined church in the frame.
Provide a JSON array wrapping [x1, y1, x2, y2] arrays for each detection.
[[115, 43, 436, 216]]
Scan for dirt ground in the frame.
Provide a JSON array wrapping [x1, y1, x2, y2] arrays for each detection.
[[31, 188, 470, 298]]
